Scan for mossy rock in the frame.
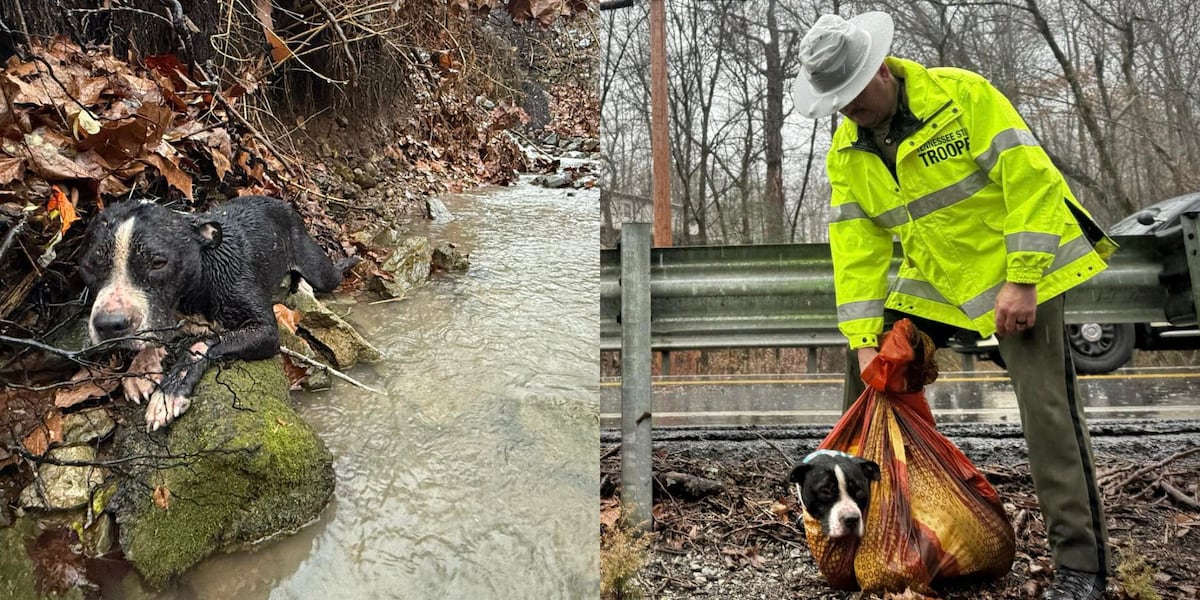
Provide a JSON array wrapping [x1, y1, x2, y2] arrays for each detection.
[[109, 358, 334, 588]]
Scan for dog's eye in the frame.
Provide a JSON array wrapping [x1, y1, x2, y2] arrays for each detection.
[[150, 257, 168, 270]]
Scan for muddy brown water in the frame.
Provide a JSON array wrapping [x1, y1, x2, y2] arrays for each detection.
[[138, 181, 600, 598]]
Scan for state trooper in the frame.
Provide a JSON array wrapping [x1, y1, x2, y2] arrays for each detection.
[[794, 12, 1115, 600]]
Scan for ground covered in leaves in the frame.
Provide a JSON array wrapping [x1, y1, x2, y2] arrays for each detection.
[[601, 427, 1200, 600]]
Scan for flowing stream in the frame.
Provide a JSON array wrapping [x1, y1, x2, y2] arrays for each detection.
[[147, 180, 599, 598]]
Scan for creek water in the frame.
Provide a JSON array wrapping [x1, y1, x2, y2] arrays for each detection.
[[148, 180, 599, 598]]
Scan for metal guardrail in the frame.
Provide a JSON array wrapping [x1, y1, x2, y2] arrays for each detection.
[[607, 217, 1200, 530], [600, 234, 1182, 352]]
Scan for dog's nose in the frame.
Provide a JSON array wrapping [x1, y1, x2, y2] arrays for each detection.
[[93, 312, 132, 339], [841, 514, 860, 531]]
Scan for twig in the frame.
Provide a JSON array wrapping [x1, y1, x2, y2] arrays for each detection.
[[1107, 447, 1200, 493], [1159, 480, 1200, 510], [194, 64, 304, 183], [66, 7, 174, 26], [753, 429, 793, 463], [601, 443, 621, 461], [311, 0, 358, 85], [0, 214, 27, 265], [279, 346, 385, 395], [367, 295, 407, 305]]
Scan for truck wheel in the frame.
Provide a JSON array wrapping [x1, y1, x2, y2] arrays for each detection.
[[1067, 323, 1135, 374]]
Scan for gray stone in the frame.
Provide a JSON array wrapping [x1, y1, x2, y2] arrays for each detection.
[[426, 198, 454, 223], [432, 242, 470, 273], [377, 236, 432, 299], [532, 173, 573, 189], [352, 167, 377, 189], [109, 359, 335, 588], [19, 446, 107, 511], [81, 512, 115, 557], [285, 287, 381, 369], [62, 408, 116, 444]]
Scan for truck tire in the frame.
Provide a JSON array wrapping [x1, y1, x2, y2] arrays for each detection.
[[1067, 323, 1135, 374]]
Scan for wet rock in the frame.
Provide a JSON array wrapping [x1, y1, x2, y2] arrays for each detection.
[[285, 286, 381, 369], [532, 173, 574, 189], [432, 242, 470, 273], [299, 368, 332, 391], [427, 198, 454, 223], [377, 236, 432, 298], [278, 325, 331, 391], [61, 408, 115, 444], [81, 512, 115, 557], [19, 446, 107, 511], [332, 163, 353, 182], [109, 359, 335, 588], [352, 167, 377, 189]]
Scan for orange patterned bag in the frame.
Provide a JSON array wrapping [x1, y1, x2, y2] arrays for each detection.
[[803, 319, 1016, 592]]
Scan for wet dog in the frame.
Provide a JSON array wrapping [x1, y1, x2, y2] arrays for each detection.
[[78, 196, 343, 431], [788, 449, 881, 538]]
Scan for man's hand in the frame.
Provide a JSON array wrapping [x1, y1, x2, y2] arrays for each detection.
[[995, 282, 1037, 336], [857, 346, 879, 373]]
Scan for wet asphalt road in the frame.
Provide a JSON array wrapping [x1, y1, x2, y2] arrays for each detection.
[[600, 367, 1200, 465]]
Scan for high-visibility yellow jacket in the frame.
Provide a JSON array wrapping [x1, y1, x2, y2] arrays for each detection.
[[828, 57, 1116, 350]]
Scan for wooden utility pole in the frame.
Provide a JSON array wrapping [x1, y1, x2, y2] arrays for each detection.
[[648, 0, 672, 246]]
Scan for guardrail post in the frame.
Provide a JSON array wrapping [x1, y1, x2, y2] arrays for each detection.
[[962, 353, 975, 372], [1181, 212, 1200, 326], [620, 223, 654, 530]]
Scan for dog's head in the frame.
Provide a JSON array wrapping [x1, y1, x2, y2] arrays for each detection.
[[77, 200, 222, 347], [788, 450, 880, 539]]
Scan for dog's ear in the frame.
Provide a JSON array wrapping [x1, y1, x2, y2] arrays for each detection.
[[787, 462, 812, 484], [856, 457, 881, 482], [194, 220, 223, 249]]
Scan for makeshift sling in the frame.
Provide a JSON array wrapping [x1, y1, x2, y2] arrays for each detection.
[[803, 319, 1016, 592]]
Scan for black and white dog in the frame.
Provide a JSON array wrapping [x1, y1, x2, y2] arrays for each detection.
[[78, 196, 344, 431], [788, 449, 881, 539]]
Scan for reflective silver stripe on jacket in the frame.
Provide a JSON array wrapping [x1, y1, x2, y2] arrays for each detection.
[[885, 235, 1096, 321], [831, 202, 907, 229], [837, 299, 886, 323], [975, 128, 1040, 174], [959, 235, 1097, 319], [891, 277, 952, 304], [1006, 231, 1061, 254], [831, 203, 870, 222], [961, 281, 1006, 320], [908, 170, 992, 220]]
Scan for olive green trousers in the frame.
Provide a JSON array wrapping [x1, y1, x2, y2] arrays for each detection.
[[841, 294, 1111, 576]]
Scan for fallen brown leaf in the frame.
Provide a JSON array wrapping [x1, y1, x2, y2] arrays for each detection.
[[153, 485, 171, 511], [22, 410, 64, 457], [53, 365, 119, 409], [0, 156, 26, 184], [273, 303, 302, 333]]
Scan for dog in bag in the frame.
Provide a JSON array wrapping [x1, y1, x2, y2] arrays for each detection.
[[788, 319, 1015, 592]]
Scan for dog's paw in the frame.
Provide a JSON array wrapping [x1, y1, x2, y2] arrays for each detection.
[[124, 346, 166, 405], [122, 374, 159, 405], [145, 390, 192, 432]]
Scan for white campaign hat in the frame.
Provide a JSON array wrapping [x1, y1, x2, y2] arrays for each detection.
[[793, 12, 894, 119]]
